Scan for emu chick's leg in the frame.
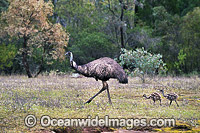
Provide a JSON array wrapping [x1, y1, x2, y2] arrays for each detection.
[[105, 81, 112, 104], [175, 100, 179, 107], [153, 99, 155, 105], [169, 100, 172, 106], [85, 81, 107, 104]]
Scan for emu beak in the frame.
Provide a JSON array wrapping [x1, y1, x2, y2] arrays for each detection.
[[65, 51, 70, 56]]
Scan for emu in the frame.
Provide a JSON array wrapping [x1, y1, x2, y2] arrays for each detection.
[[143, 93, 162, 105], [159, 89, 179, 107], [65, 51, 128, 104]]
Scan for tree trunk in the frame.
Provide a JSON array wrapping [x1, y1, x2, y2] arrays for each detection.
[[22, 36, 32, 78], [120, 26, 125, 48], [120, 0, 125, 48], [34, 65, 43, 78]]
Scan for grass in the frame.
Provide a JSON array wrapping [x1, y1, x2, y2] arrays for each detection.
[[0, 75, 200, 132]]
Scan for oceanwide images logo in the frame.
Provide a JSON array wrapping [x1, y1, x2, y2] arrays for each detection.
[[24, 115, 176, 129]]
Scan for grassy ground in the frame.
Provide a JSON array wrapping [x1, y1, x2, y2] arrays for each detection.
[[0, 75, 200, 132]]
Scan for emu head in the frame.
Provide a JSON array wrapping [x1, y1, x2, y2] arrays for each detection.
[[159, 89, 164, 93], [143, 94, 146, 97], [65, 51, 77, 68], [65, 51, 73, 61]]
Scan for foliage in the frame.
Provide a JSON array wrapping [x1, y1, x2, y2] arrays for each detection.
[[69, 31, 118, 65], [56, 0, 137, 48], [0, 43, 16, 70], [137, 0, 200, 26], [54, 0, 200, 75], [126, 24, 161, 50], [56, 0, 120, 65], [100, 0, 136, 48], [118, 48, 167, 82], [152, 6, 200, 74], [2, 0, 69, 77], [153, 6, 172, 36], [0, 0, 200, 75], [181, 7, 200, 73], [0, 0, 8, 13], [174, 49, 187, 73]]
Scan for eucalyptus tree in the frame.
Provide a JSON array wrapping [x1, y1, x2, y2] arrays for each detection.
[[2, 0, 69, 77]]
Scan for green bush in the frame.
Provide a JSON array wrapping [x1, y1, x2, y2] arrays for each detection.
[[118, 48, 167, 83], [0, 43, 16, 70]]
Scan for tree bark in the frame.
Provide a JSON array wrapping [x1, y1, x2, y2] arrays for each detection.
[[120, 27, 125, 48], [120, 0, 125, 48], [34, 64, 43, 78], [22, 36, 32, 78]]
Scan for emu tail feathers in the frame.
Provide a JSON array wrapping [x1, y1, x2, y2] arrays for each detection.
[[117, 73, 128, 84]]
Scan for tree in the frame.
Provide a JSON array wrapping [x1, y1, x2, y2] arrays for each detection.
[[152, 6, 200, 74], [102, 0, 137, 48], [152, 6, 183, 74], [56, 0, 140, 49], [2, 0, 69, 77], [181, 7, 200, 73], [56, 0, 101, 32], [56, 0, 119, 64], [69, 31, 118, 65]]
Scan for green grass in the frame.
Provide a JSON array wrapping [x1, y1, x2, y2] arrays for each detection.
[[0, 75, 200, 132]]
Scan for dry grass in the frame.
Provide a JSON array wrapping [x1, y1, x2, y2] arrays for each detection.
[[0, 75, 200, 132]]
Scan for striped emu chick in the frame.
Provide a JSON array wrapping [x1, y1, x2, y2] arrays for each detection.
[[159, 89, 179, 107], [143, 92, 162, 105]]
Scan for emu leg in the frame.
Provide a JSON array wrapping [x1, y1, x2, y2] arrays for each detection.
[[153, 99, 155, 105], [169, 100, 172, 106], [159, 100, 162, 106], [105, 82, 112, 104], [85, 81, 107, 104], [175, 100, 179, 107]]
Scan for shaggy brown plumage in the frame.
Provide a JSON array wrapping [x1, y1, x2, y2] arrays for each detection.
[[66, 52, 128, 104]]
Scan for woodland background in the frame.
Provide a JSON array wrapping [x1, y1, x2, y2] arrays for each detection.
[[0, 0, 200, 77]]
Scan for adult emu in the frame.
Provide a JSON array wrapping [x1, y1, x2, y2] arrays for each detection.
[[65, 51, 128, 104]]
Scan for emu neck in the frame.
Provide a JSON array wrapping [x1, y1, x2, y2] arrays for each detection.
[[146, 95, 151, 99], [144, 95, 150, 99], [68, 53, 89, 76], [161, 91, 166, 97], [69, 53, 77, 69], [70, 52, 73, 62]]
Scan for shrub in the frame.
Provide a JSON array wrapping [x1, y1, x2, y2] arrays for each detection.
[[0, 43, 16, 70], [118, 48, 167, 83]]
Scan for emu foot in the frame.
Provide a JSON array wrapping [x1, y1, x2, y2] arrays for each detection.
[[84, 99, 92, 104], [108, 100, 112, 105]]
